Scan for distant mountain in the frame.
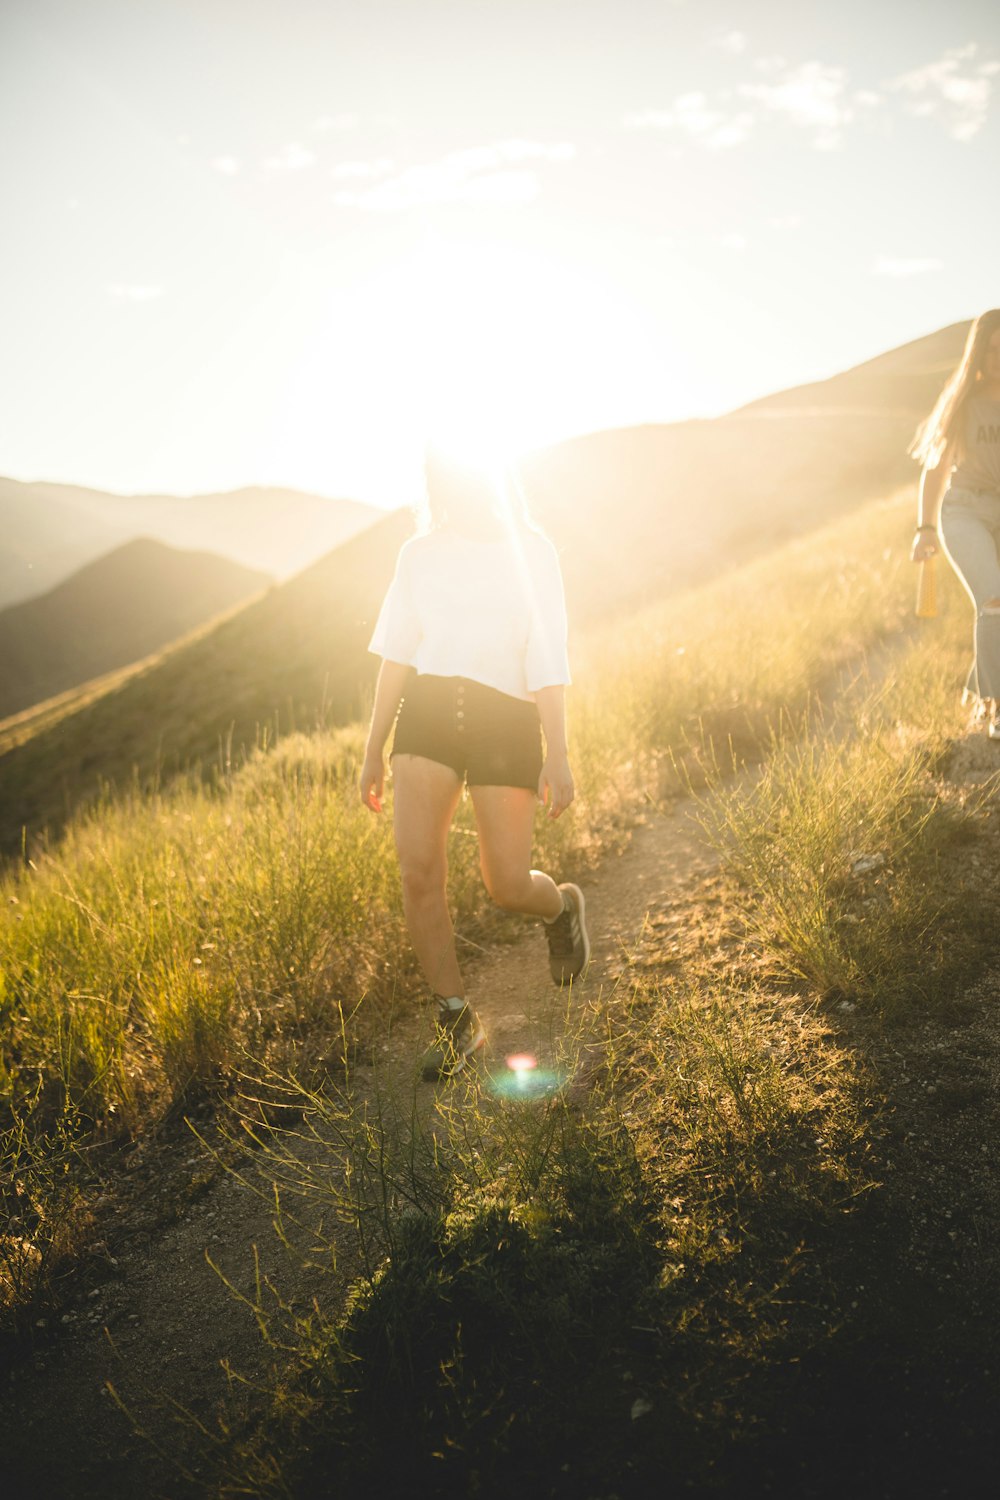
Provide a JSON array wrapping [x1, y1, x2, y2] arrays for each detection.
[[0, 509, 412, 854], [0, 481, 379, 608], [0, 321, 972, 856], [0, 538, 271, 721]]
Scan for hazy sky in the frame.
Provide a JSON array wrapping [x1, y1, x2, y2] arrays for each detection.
[[2, 0, 998, 506]]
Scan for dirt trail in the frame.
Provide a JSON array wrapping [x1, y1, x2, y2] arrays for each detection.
[[0, 780, 715, 1499]]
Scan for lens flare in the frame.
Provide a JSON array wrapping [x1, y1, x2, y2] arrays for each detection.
[[486, 1051, 567, 1100], [506, 1052, 537, 1075]]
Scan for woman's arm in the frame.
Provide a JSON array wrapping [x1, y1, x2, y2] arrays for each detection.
[[534, 684, 575, 820], [911, 440, 956, 561], [360, 659, 411, 811]]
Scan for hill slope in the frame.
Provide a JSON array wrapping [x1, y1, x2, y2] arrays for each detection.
[[0, 480, 378, 608], [523, 321, 968, 621], [737, 320, 967, 415], [0, 538, 271, 721], [0, 321, 970, 855], [0, 508, 412, 854]]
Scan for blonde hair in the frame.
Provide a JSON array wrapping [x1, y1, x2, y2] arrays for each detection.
[[911, 310, 1000, 468], [420, 447, 542, 537]]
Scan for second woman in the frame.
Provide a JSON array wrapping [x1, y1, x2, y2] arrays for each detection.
[[912, 309, 1000, 735]]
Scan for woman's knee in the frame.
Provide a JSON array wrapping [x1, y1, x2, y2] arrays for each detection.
[[399, 854, 447, 903], [482, 866, 532, 911]]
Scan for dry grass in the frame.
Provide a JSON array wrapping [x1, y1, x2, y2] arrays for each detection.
[[6, 477, 1000, 1496]]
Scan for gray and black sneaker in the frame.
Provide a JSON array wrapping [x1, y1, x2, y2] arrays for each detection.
[[544, 883, 590, 985], [420, 997, 486, 1082]]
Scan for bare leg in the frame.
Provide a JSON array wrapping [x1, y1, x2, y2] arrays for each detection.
[[470, 785, 564, 919], [392, 755, 464, 997]]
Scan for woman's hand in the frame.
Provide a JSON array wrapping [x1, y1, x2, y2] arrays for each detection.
[[538, 754, 575, 820], [911, 528, 939, 563], [360, 748, 386, 813]]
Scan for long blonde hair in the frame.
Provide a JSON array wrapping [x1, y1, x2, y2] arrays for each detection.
[[420, 447, 542, 538], [911, 309, 1000, 468]]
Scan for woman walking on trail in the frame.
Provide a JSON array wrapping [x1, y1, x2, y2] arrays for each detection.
[[912, 309, 1000, 736], [360, 449, 590, 1081]]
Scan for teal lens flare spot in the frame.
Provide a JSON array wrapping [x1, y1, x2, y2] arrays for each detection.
[[486, 1052, 567, 1100]]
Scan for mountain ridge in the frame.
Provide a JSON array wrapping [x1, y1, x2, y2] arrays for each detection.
[[733, 320, 965, 415], [0, 537, 272, 721], [0, 480, 378, 608]]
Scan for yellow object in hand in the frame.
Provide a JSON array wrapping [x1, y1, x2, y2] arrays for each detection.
[[916, 556, 938, 619]]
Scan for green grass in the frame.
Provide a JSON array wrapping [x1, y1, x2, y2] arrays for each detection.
[[202, 972, 869, 1497], [0, 487, 943, 1344], [0, 490, 923, 1132], [1, 728, 415, 1132], [1, 477, 995, 1452], [696, 727, 973, 1007], [176, 497, 1000, 1495], [7, 479, 1000, 1494], [690, 547, 997, 1011], [569, 486, 917, 795]]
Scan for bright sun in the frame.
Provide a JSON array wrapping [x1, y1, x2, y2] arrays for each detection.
[[399, 237, 576, 463], [261, 229, 681, 505]]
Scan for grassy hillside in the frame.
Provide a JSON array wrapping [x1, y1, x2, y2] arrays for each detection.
[[0, 486, 934, 1132], [0, 322, 968, 857], [0, 538, 271, 720], [0, 478, 378, 607], [0, 508, 412, 857], [6, 479, 1000, 1496]]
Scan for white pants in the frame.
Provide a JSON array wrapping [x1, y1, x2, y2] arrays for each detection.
[[939, 485, 1000, 702]]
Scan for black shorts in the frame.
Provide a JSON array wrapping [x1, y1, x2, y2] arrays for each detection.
[[392, 674, 544, 790]]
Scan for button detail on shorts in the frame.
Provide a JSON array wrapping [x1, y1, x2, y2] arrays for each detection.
[[390, 673, 542, 787]]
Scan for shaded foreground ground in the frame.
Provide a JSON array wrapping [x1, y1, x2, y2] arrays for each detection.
[[0, 787, 710, 1498], [3, 724, 1000, 1498]]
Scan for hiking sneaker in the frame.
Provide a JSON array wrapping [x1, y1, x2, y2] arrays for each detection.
[[544, 883, 590, 985], [420, 999, 486, 1082]]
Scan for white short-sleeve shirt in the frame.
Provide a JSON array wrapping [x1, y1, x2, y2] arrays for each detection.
[[368, 527, 571, 702]]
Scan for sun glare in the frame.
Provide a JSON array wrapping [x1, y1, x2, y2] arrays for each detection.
[[401, 237, 580, 464], [260, 229, 687, 506], [390, 232, 705, 473]]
